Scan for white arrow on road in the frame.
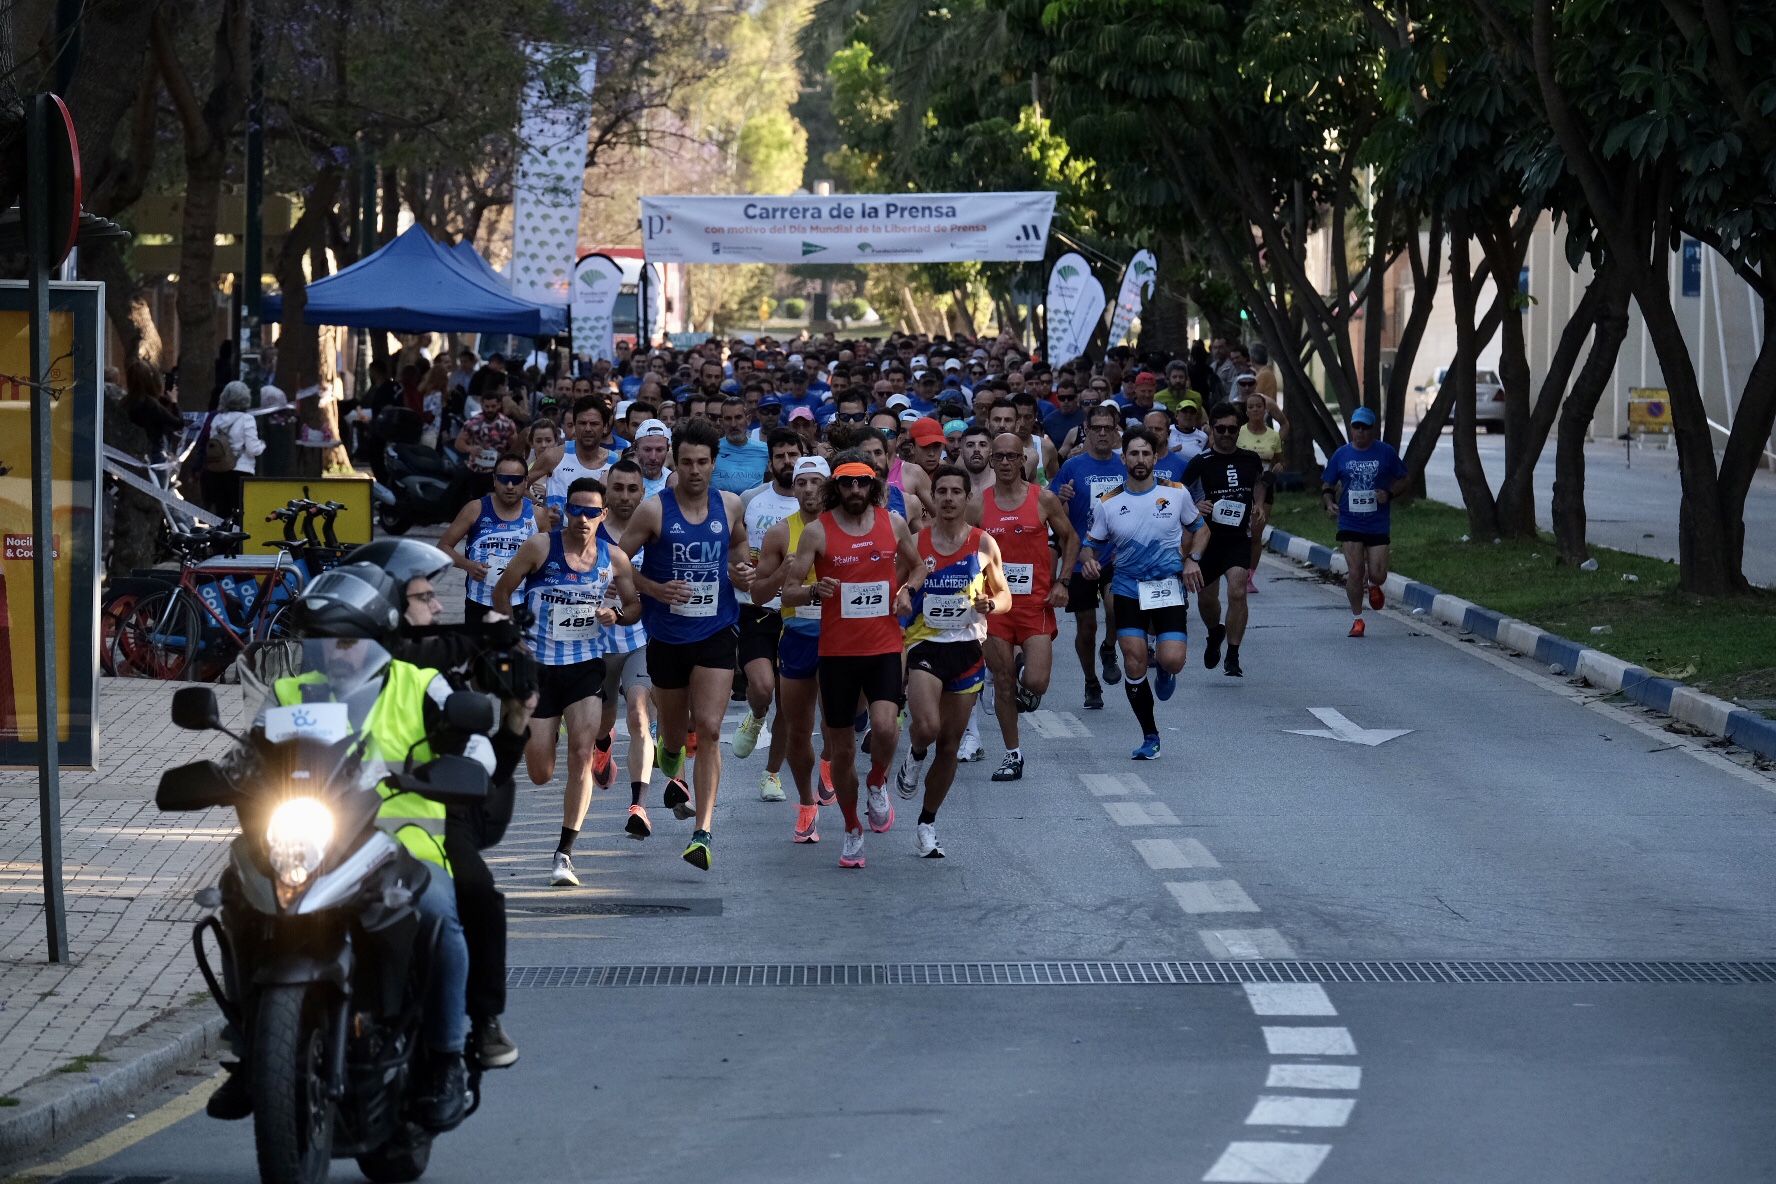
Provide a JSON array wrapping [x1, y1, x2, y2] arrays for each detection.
[[1287, 707, 1412, 747]]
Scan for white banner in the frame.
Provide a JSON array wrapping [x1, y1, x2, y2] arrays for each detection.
[[511, 46, 597, 306], [640, 192, 1055, 264], [1106, 248, 1157, 347], [1045, 253, 1106, 365], [571, 254, 625, 362]]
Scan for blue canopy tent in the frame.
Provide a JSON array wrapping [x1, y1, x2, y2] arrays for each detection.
[[261, 226, 567, 336]]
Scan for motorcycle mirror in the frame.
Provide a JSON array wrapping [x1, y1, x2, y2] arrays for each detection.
[[171, 686, 223, 731], [156, 760, 243, 812], [444, 691, 500, 735]]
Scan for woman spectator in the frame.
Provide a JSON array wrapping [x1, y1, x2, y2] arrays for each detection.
[[201, 381, 266, 522], [121, 359, 186, 465]]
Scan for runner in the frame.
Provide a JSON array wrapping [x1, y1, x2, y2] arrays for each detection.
[[590, 460, 659, 840], [751, 455, 833, 843], [958, 424, 995, 498], [617, 419, 754, 869], [735, 429, 805, 800], [783, 452, 928, 869], [439, 454, 538, 624], [1078, 427, 1208, 760], [492, 478, 640, 885], [969, 433, 1076, 781], [896, 465, 1011, 857], [1180, 403, 1269, 677], [1048, 402, 1128, 708], [1237, 384, 1284, 593], [1321, 406, 1408, 638], [535, 395, 614, 513], [629, 418, 674, 497]]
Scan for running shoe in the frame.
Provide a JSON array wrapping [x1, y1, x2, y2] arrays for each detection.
[[1156, 667, 1177, 702], [550, 852, 579, 887], [686, 729, 698, 756], [625, 804, 652, 840], [916, 822, 944, 859], [896, 749, 928, 800], [759, 771, 785, 802], [1131, 735, 1162, 761], [682, 830, 712, 871], [991, 752, 1024, 782], [817, 760, 837, 805], [1368, 583, 1384, 610], [592, 742, 615, 789], [732, 713, 765, 759], [959, 713, 983, 762], [1348, 617, 1366, 638], [1203, 623, 1226, 669], [794, 804, 820, 843], [866, 780, 895, 832], [839, 827, 866, 868], [1084, 682, 1104, 711], [1224, 649, 1243, 678], [1247, 573, 1260, 595], [1015, 684, 1042, 713], [656, 741, 683, 778], [663, 776, 695, 820], [1100, 643, 1122, 686]]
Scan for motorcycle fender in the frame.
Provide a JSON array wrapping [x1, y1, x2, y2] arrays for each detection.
[[253, 944, 354, 991], [228, 837, 279, 915]]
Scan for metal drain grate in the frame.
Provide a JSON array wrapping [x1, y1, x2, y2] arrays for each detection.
[[505, 960, 1776, 989], [508, 902, 695, 918]]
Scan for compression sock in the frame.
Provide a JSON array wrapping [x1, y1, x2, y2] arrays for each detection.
[[630, 781, 646, 807], [556, 827, 578, 856], [853, 710, 869, 733], [918, 809, 937, 825], [1124, 678, 1158, 737], [659, 745, 686, 779]]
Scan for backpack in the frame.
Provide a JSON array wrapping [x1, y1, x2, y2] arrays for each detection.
[[204, 415, 238, 472]]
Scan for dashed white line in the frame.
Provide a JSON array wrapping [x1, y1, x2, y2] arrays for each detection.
[[1262, 1027, 1357, 1056], [1028, 709, 1091, 739], [1080, 773, 1153, 797], [1102, 801, 1181, 826], [1167, 879, 1261, 914], [1266, 1065, 1362, 1091], [1199, 929, 1298, 959], [1245, 1096, 1356, 1128], [1202, 1141, 1332, 1183], [1132, 837, 1219, 869], [1243, 983, 1337, 1016]]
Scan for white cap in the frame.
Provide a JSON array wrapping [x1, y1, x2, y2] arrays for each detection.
[[634, 418, 671, 440], [788, 354, 804, 369], [793, 456, 831, 479], [826, 360, 838, 373], [886, 393, 912, 410], [614, 399, 634, 419], [943, 358, 962, 371], [899, 408, 922, 424], [912, 355, 928, 368]]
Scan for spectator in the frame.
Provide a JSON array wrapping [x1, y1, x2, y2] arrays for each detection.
[[201, 381, 266, 522]]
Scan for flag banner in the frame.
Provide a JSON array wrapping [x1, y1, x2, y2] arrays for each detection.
[[511, 46, 597, 306], [1045, 252, 1106, 364], [571, 254, 625, 361], [640, 192, 1056, 264], [1106, 248, 1157, 347]]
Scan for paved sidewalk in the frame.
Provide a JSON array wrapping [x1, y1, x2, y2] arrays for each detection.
[[0, 680, 247, 1098]]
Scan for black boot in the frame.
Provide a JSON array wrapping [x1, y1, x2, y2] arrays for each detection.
[[418, 1052, 469, 1130], [207, 1063, 253, 1120]]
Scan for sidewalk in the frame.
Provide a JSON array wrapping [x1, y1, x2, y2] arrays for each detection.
[[0, 679, 246, 1100]]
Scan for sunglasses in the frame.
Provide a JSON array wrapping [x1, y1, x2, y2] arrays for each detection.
[[991, 451, 1024, 462], [563, 503, 604, 519], [837, 476, 875, 489], [406, 590, 441, 605], [494, 474, 526, 486], [1089, 423, 1119, 431], [838, 412, 868, 423], [1212, 425, 1240, 435], [1057, 392, 1078, 401]]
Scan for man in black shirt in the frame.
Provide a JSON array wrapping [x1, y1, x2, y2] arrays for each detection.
[[1179, 403, 1269, 677]]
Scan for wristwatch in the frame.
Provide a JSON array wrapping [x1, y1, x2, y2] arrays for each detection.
[[1185, 555, 1202, 565]]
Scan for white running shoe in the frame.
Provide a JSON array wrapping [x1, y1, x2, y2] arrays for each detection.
[[550, 852, 579, 887], [895, 749, 927, 799], [840, 827, 866, 868], [866, 781, 895, 832], [759, 771, 785, 801], [732, 713, 765, 759], [958, 711, 983, 763], [916, 822, 944, 859]]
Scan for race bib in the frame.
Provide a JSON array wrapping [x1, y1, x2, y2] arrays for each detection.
[[840, 579, 891, 618], [671, 578, 719, 617], [476, 447, 501, 472], [1004, 563, 1034, 597], [1347, 489, 1379, 514], [550, 602, 603, 642], [1212, 498, 1248, 528], [922, 592, 977, 627], [264, 703, 351, 745], [1086, 475, 1121, 500], [1138, 576, 1184, 610]]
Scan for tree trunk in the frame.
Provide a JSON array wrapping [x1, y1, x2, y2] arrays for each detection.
[[1477, 214, 1536, 535], [1551, 268, 1631, 565], [1449, 229, 1501, 538], [173, 148, 226, 409], [1384, 214, 1444, 451], [1712, 253, 1776, 589], [273, 166, 343, 394]]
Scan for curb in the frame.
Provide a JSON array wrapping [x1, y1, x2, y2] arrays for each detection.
[[1264, 528, 1776, 763], [0, 1005, 226, 1171]]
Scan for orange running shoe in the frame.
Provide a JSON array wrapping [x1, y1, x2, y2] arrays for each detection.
[[625, 804, 652, 840], [1367, 583, 1384, 610], [592, 741, 615, 789], [817, 760, 836, 806], [794, 804, 819, 843], [1349, 617, 1366, 638]]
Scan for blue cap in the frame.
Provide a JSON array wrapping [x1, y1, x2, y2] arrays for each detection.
[[758, 396, 782, 411], [1350, 407, 1378, 427]]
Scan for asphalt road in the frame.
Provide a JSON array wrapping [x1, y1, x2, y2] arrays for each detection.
[[25, 556, 1776, 1183]]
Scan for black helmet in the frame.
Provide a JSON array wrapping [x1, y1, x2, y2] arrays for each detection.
[[343, 539, 453, 587], [286, 562, 402, 639]]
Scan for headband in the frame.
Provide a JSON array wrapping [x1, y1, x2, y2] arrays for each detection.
[[832, 462, 878, 480]]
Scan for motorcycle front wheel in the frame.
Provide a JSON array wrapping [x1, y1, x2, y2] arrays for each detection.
[[251, 984, 336, 1184], [356, 1129, 433, 1183]]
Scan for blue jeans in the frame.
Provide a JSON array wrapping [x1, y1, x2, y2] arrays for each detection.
[[416, 868, 469, 1053]]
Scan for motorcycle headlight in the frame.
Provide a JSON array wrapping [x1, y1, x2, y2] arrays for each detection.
[[266, 797, 334, 891]]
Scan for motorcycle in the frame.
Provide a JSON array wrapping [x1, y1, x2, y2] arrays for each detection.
[[377, 442, 475, 536], [157, 640, 499, 1184]]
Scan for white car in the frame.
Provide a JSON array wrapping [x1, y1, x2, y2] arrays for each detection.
[[1415, 367, 1506, 432]]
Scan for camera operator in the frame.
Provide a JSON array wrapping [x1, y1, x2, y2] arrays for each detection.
[[345, 539, 534, 1071]]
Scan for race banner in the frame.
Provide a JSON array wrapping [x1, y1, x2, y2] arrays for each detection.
[[640, 192, 1055, 264], [1106, 248, 1158, 347], [511, 46, 597, 305], [571, 254, 625, 361], [1045, 252, 1106, 365]]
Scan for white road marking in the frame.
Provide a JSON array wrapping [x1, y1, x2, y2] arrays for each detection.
[[1080, 773, 1153, 797], [1167, 880, 1261, 913], [1103, 800, 1181, 826], [1055, 710, 1093, 737], [1266, 1064, 1362, 1091], [1132, 837, 1219, 869], [1245, 1096, 1356, 1128], [1286, 707, 1412, 747], [1202, 1141, 1332, 1183], [1028, 709, 1091, 738], [1262, 1026, 1358, 1056], [1199, 928, 1298, 958], [1243, 983, 1337, 1016]]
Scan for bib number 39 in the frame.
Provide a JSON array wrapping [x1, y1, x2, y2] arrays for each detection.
[[841, 579, 891, 619], [1138, 576, 1184, 610]]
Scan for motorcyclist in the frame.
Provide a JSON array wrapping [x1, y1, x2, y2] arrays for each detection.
[[347, 538, 534, 1070], [207, 562, 489, 1130]]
